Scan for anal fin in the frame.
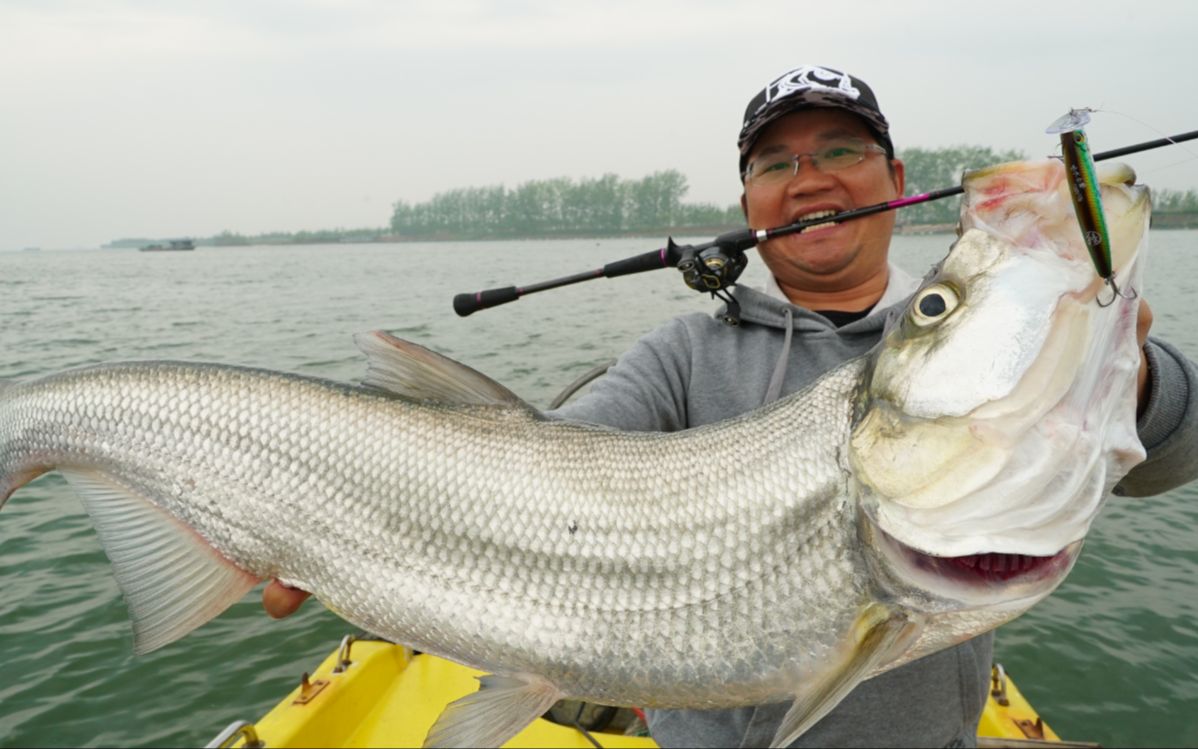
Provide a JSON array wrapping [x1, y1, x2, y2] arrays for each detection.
[[423, 673, 561, 748], [62, 470, 260, 655], [771, 603, 922, 748]]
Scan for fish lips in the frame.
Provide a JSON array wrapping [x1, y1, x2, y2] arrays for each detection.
[[860, 509, 1081, 608]]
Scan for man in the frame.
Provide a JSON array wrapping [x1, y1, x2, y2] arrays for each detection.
[[264, 65, 1198, 746]]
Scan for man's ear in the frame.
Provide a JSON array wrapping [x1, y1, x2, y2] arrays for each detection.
[[890, 158, 906, 198]]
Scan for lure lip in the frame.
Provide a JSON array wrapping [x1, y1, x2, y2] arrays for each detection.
[[1045, 108, 1094, 135]]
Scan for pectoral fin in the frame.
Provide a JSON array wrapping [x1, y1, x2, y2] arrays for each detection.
[[771, 604, 922, 749], [423, 673, 561, 748], [62, 470, 260, 655]]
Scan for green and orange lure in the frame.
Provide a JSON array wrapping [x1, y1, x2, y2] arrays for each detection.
[[1046, 109, 1130, 304]]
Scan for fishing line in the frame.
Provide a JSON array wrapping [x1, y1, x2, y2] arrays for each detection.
[[1091, 107, 1198, 174]]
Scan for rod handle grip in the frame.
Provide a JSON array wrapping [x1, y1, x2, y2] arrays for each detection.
[[602, 248, 670, 277], [454, 286, 520, 317]]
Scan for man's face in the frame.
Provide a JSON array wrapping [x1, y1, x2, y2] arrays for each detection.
[[741, 109, 905, 294]]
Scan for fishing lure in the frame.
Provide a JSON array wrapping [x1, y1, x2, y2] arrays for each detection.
[[1046, 108, 1130, 304]]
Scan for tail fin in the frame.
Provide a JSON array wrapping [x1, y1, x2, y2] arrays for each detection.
[[1, 467, 51, 507]]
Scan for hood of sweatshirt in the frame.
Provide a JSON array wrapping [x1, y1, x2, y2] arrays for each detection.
[[727, 264, 923, 404]]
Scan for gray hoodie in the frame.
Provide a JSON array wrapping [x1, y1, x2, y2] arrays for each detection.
[[550, 270, 1198, 748]]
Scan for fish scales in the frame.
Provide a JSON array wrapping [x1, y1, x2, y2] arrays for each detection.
[[0, 357, 869, 708]]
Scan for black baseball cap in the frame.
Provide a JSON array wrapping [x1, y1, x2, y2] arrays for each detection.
[[738, 65, 893, 176]]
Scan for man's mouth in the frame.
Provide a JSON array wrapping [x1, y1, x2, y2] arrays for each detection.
[[794, 209, 842, 234]]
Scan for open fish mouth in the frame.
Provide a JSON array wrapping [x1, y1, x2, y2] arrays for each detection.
[[865, 515, 1081, 598], [911, 548, 1072, 585]]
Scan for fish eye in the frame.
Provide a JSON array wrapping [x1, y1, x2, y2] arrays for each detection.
[[910, 284, 960, 327]]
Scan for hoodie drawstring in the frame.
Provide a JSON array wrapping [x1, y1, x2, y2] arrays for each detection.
[[763, 308, 793, 405]]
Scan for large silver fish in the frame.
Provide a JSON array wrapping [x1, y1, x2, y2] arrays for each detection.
[[0, 160, 1150, 748]]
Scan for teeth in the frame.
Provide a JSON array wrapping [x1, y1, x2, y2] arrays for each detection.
[[950, 552, 1048, 578], [799, 210, 838, 221], [797, 210, 839, 234]]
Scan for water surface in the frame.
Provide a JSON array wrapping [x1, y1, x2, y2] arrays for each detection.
[[1, 233, 1195, 747]]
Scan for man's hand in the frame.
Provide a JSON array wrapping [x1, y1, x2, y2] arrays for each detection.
[[263, 579, 311, 618], [1137, 299, 1154, 414]]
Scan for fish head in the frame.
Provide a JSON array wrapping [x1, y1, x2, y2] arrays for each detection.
[[850, 158, 1150, 609]]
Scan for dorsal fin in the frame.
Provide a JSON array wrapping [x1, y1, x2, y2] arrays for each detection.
[[354, 330, 528, 408]]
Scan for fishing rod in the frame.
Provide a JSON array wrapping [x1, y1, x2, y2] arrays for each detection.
[[453, 128, 1198, 319]]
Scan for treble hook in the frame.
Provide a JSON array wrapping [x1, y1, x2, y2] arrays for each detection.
[[1097, 277, 1138, 308]]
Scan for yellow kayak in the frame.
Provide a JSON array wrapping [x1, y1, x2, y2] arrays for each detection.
[[210, 635, 1080, 748]]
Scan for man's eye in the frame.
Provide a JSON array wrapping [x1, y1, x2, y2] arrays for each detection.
[[761, 160, 791, 174], [823, 146, 859, 159]]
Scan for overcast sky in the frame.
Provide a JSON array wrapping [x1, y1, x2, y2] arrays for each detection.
[[3, 0, 1196, 250]]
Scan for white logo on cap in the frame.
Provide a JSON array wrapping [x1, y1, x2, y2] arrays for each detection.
[[763, 66, 860, 106]]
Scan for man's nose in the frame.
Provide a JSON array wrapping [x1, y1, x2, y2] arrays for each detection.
[[785, 155, 837, 193]]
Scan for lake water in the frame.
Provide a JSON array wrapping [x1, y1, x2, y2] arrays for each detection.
[[1, 233, 1196, 747]]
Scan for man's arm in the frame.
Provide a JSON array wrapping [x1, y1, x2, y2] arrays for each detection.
[[548, 315, 695, 430], [1120, 335, 1198, 496]]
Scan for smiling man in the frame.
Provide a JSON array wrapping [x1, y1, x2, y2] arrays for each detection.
[[264, 66, 1198, 747], [738, 72, 905, 315]]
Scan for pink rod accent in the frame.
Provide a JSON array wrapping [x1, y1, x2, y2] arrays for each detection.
[[888, 193, 934, 208]]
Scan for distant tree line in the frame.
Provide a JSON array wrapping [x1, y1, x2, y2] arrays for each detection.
[[894, 145, 1028, 227], [384, 147, 1044, 239], [1148, 188, 1198, 228], [389, 170, 743, 239], [1153, 188, 1198, 212], [105, 149, 1198, 248], [895, 146, 1198, 227]]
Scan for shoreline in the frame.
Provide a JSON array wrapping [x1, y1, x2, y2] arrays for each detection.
[[89, 218, 1198, 251], [106, 224, 961, 249]]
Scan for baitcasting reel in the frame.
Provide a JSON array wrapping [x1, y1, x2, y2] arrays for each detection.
[[669, 236, 750, 325]]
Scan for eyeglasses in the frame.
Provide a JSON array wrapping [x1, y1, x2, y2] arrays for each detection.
[[743, 138, 887, 186]]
